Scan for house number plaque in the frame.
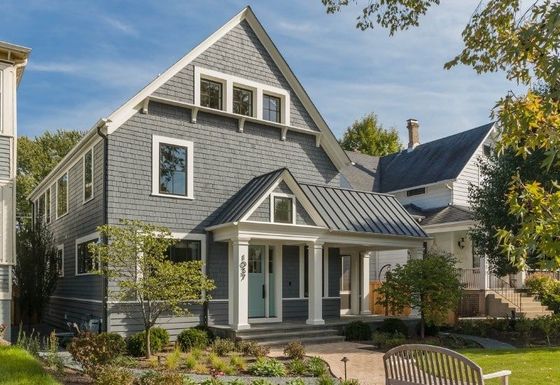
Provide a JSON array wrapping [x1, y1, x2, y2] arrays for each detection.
[[240, 255, 247, 281]]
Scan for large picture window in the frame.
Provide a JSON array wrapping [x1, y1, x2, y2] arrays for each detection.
[[76, 237, 99, 275], [152, 136, 194, 199], [233, 86, 253, 116], [56, 173, 68, 218], [200, 78, 223, 110], [83, 149, 93, 202], [167, 239, 201, 263], [263, 94, 281, 123]]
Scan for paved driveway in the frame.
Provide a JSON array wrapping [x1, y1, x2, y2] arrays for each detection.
[[272, 342, 386, 385]]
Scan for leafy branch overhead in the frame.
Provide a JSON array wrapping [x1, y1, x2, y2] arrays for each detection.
[[322, 0, 560, 268]]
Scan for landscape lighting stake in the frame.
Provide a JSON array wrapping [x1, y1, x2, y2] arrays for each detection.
[[341, 356, 349, 380]]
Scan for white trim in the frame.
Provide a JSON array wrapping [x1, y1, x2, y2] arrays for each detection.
[[385, 179, 456, 195], [55, 172, 69, 219], [270, 192, 296, 225], [423, 220, 475, 233], [82, 147, 94, 204], [151, 135, 194, 199], [169, 232, 207, 270], [75, 232, 100, 276], [299, 245, 305, 298], [56, 244, 64, 277], [323, 247, 329, 297], [45, 186, 52, 224], [50, 295, 103, 304]]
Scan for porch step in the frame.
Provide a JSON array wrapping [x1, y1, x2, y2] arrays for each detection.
[[237, 328, 340, 342], [258, 335, 345, 347], [233, 323, 345, 347], [486, 293, 554, 318]]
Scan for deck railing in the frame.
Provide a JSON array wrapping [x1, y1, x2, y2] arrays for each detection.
[[458, 268, 481, 289]]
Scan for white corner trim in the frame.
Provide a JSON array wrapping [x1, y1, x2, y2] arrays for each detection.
[[56, 244, 64, 277], [82, 148, 94, 204], [151, 135, 194, 199], [75, 232, 101, 276], [270, 192, 296, 225]]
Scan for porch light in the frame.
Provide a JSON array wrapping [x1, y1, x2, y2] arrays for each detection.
[[457, 237, 465, 249]]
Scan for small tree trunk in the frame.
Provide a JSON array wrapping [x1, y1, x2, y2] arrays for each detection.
[[145, 325, 152, 359]]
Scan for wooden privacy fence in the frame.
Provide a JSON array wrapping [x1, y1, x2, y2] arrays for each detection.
[[370, 280, 411, 316]]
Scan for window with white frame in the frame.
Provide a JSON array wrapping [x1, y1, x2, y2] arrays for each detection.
[[200, 78, 223, 110], [37, 193, 45, 223], [56, 173, 68, 218], [46, 187, 51, 224], [271, 193, 295, 224], [56, 244, 64, 277], [83, 148, 93, 202], [233, 86, 253, 116], [76, 235, 99, 275], [263, 94, 281, 123], [167, 239, 201, 263], [152, 135, 194, 199]]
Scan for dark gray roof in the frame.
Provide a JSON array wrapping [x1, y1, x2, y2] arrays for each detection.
[[404, 204, 472, 226], [212, 168, 287, 225], [340, 123, 494, 193], [300, 184, 428, 238]]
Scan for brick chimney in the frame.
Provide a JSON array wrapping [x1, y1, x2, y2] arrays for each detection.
[[407, 119, 420, 150]]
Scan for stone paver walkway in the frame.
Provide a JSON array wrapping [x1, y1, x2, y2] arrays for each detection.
[[271, 342, 386, 385], [440, 332, 516, 350]]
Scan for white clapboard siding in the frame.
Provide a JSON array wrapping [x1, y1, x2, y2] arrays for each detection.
[[393, 183, 452, 210], [453, 137, 494, 206]]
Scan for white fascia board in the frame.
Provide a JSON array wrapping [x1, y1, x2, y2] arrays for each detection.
[[423, 220, 475, 233]]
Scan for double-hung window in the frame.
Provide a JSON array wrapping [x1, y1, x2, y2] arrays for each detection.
[[76, 235, 99, 275], [233, 86, 253, 116], [37, 193, 45, 223], [83, 149, 93, 202], [200, 78, 223, 110], [56, 173, 68, 218], [263, 94, 281, 123], [56, 245, 64, 277], [167, 239, 201, 263], [45, 187, 51, 224], [152, 136, 194, 199]]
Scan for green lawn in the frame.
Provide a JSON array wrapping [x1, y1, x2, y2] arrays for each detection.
[[460, 348, 560, 385], [0, 346, 60, 385]]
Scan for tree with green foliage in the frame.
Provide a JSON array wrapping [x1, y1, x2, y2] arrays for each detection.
[[17, 130, 83, 224], [89, 219, 215, 358], [377, 250, 462, 338], [13, 221, 58, 324], [339, 113, 401, 156], [321, 1, 560, 269]]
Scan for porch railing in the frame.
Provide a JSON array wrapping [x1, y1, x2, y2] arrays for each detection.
[[527, 269, 560, 281], [488, 273, 522, 312], [458, 268, 480, 289]]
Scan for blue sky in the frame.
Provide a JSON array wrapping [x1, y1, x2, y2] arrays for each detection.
[[3, 1, 517, 144]]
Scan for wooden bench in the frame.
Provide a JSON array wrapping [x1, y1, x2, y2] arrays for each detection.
[[383, 344, 511, 385]]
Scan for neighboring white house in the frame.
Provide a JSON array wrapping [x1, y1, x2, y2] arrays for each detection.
[[0, 41, 30, 338]]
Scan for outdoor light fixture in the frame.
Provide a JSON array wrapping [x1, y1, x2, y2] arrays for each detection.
[[457, 237, 465, 249], [341, 356, 349, 380]]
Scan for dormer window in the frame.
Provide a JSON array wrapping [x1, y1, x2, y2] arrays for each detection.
[[200, 78, 223, 110], [271, 193, 295, 224], [233, 86, 253, 116], [263, 94, 281, 123]]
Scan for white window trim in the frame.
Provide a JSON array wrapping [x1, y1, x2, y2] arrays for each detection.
[[75, 232, 100, 276], [56, 244, 64, 277], [83, 148, 94, 204], [169, 232, 207, 270], [0, 70, 3, 133], [270, 192, 296, 225], [56, 172, 69, 219], [151, 135, 194, 200], [194, 66, 290, 125]]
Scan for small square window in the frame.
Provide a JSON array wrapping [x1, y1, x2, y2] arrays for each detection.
[[159, 144, 188, 196], [200, 78, 223, 110], [273, 196, 293, 224], [263, 94, 281, 123], [233, 87, 253, 116]]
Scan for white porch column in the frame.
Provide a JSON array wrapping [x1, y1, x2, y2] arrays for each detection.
[[229, 237, 250, 330], [360, 252, 372, 315], [479, 255, 489, 290], [306, 241, 325, 325], [350, 252, 360, 315]]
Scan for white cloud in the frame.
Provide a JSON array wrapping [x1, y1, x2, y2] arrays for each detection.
[[100, 15, 138, 36]]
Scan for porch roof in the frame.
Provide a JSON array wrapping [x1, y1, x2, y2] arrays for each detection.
[[210, 168, 428, 239]]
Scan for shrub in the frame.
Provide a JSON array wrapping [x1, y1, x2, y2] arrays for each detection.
[[286, 379, 306, 385], [288, 358, 308, 376], [340, 380, 360, 385], [211, 337, 236, 356], [283, 341, 305, 360], [126, 327, 170, 357], [533, 315, 560, 345], [45, 331, 64, 374], [208, 352, 236, 374], [372, 331, 406, 349], [377, 318, 409, 337], [185, 353, 198, 370], [98, 333, 126, 356], [94, 365, 134, 385], [177, 328, 210, 352], [193, 362, 210, 374], [248, 357, 286, 376], [236, 340, 269, 357], [230, 353, 247, 371], [251, 380, 273, 385], [306, 356, 327, 377], [228, 379, 246, 385], [166, 347, 182, 370], [67, 332, 122, 377], [201, 378, 225, 385], [526, 274, 560, 313], [138, 370, 184, 385], [415, 321, 439, 337], [344, 321, 370, 341], [317, 375, 336, 385]]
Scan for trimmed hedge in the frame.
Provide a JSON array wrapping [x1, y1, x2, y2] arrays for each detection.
[[177, 328, 210, 352]]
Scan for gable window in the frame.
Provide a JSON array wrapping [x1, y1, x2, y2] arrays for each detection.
[[271, 193, 295, 224], [152, 136, 194, 199], [45, 187, 51, 224], [406, 187, 425, 197], [83, 148, 93, 202], [233, 86, 253, 116], [56, 244, 64, 277], [76, 235, 99, 275], [37, 193, 45, 223], [56, 173, 68, 218], [167, 239, 201, 263], [200, 78, 223, 110], [263, 94, 281, 123]]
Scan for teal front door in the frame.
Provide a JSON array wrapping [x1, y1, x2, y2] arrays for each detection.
[[248, 245, 276, 319]]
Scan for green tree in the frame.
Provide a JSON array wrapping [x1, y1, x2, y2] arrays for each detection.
[[339, 113, 401, 156], [321, 1, 560, 269], [17, 130, 83, 224], [14, 221, 58, 324], [377, 250, 462, 338], [89, 219, 215, 358]]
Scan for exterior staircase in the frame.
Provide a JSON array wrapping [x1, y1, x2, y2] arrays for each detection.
[[486, 291, 553, 319], [234, 323, 345, 347]]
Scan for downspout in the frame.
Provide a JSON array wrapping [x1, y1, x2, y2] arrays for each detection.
[[96, 121, 109, 332]]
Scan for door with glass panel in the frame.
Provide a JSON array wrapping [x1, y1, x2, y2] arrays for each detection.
[[248, 245, 276, 319]]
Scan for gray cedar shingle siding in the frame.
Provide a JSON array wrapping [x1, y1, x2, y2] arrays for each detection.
[[282, 245, 300, 298], [0, 136, 11, 180], [0, 266, 8, 292], [206, 238, 228, 300], [153, 20, 319, 132]]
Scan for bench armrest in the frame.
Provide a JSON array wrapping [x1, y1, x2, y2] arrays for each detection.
[[483, 370, 511, 379]]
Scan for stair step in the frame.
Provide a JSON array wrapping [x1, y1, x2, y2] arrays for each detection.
[[259, 335, 345, 347], [238, 329, 340, 341]]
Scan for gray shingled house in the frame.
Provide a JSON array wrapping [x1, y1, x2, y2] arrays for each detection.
[[29, 7, 428, 341]]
